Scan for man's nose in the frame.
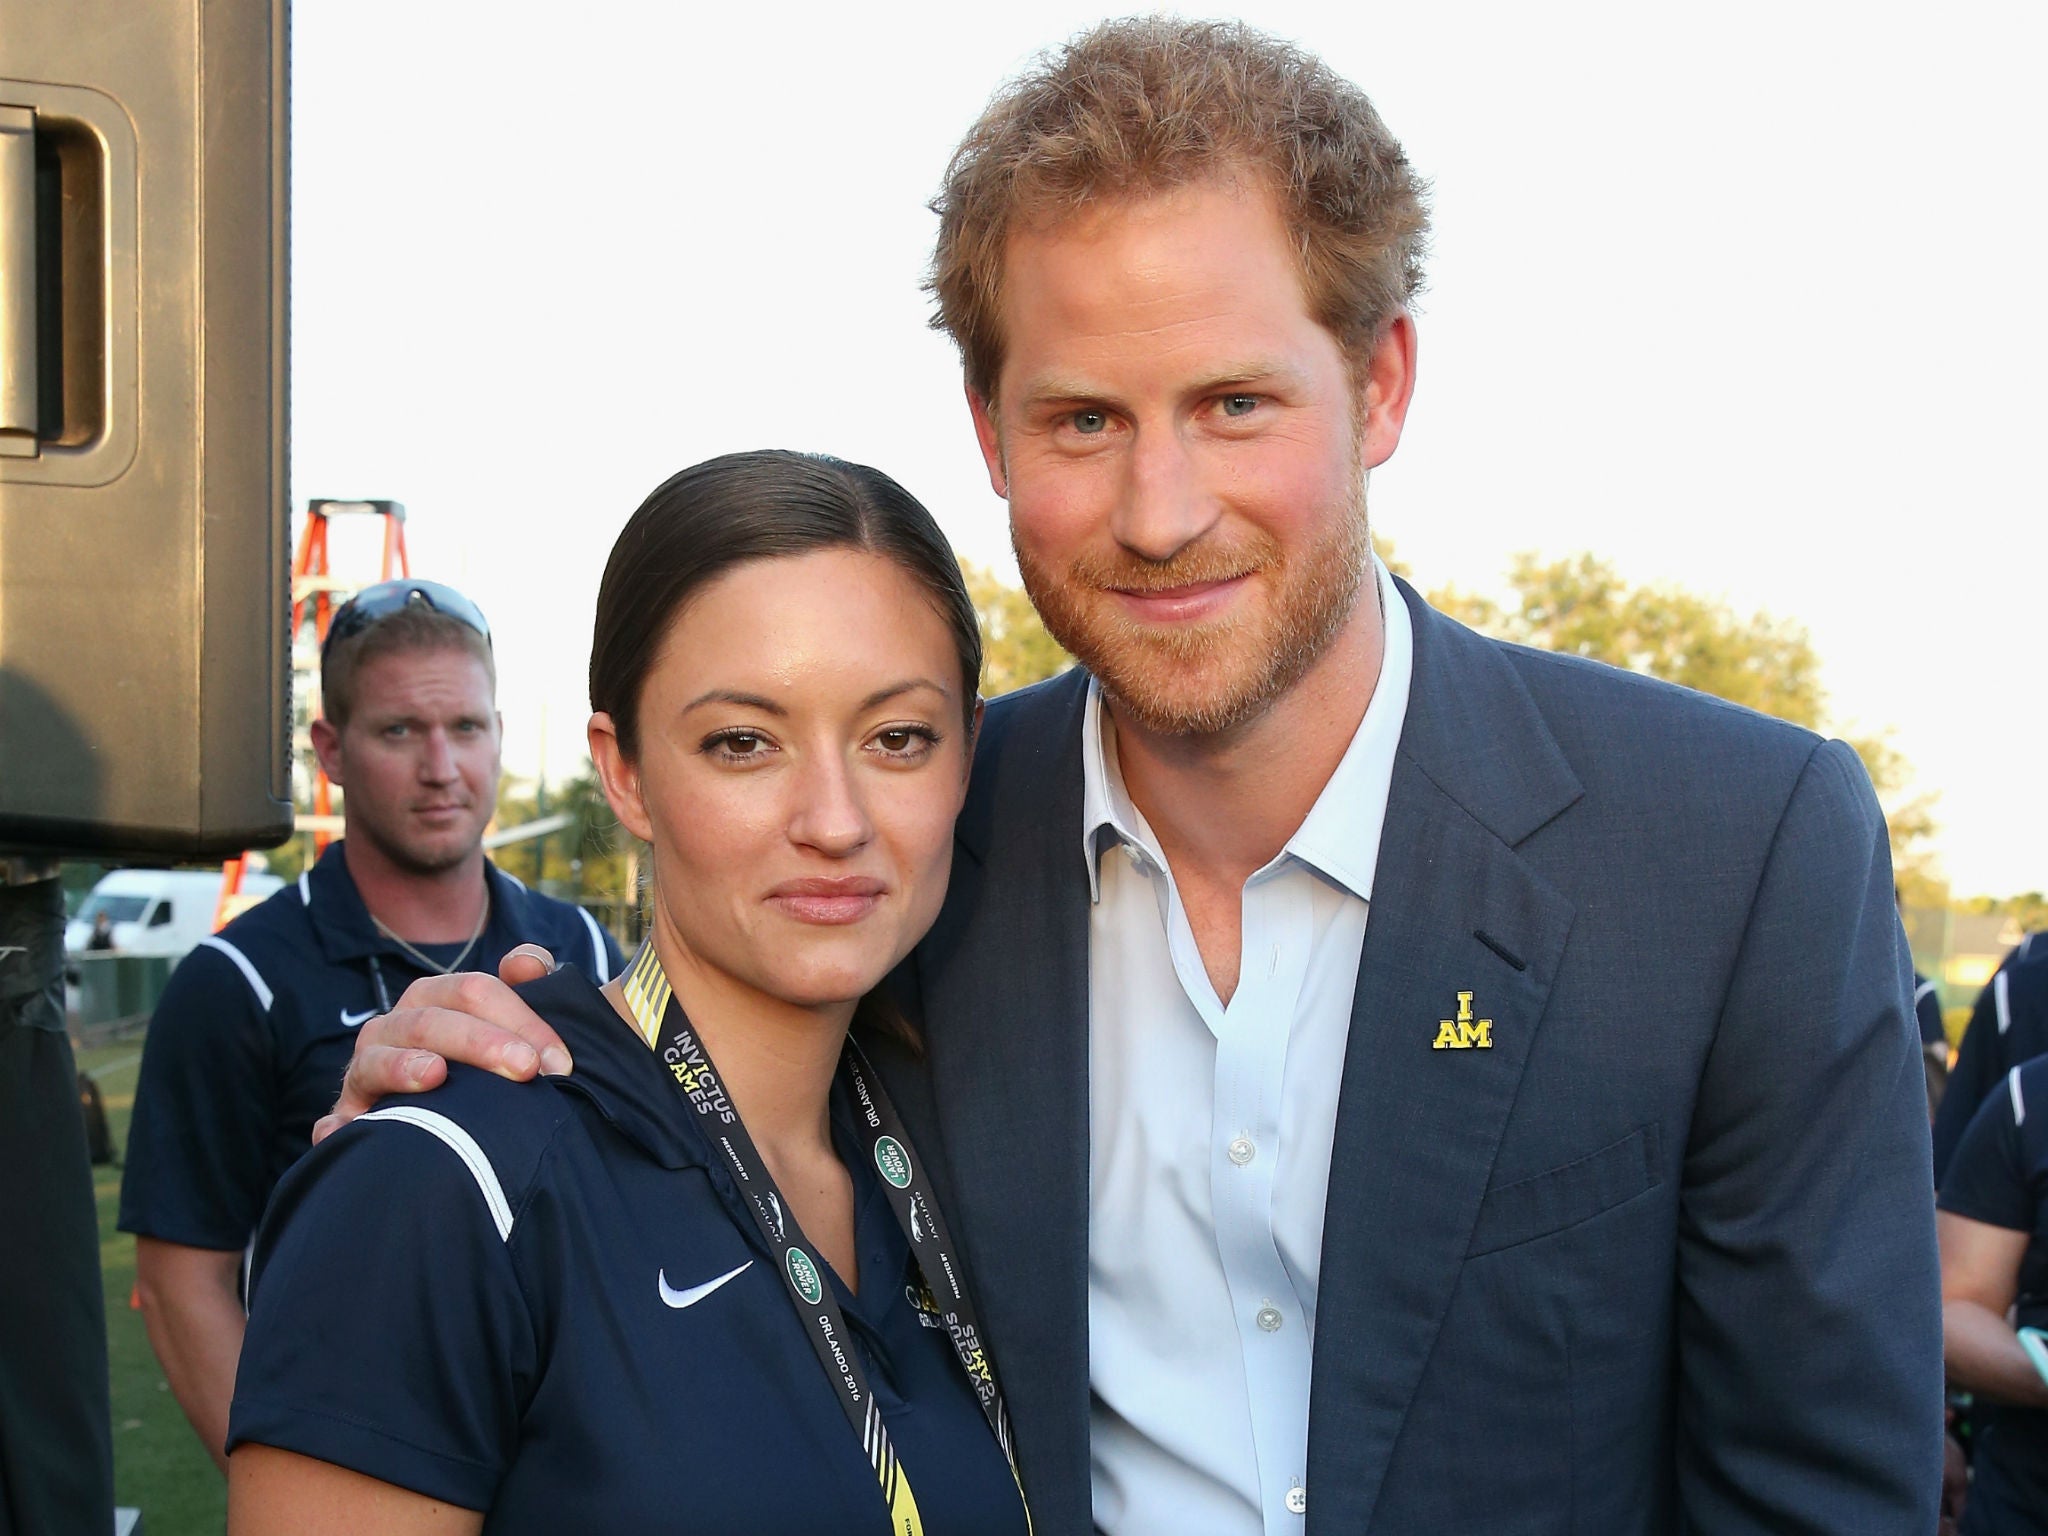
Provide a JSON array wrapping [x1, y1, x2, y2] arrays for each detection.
[[787, 752, 873, 857], [418, 729, 459, 783], [1111, 424, 1218, 564]]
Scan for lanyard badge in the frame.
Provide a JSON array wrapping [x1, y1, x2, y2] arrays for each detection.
[[620, 943, 1029, 1535]]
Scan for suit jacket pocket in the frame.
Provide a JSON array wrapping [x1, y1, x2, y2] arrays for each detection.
[[1467, 1124, 1662, 1257]]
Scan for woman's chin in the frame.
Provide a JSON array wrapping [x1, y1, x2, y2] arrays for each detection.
[[758, 964, 890, 1014]]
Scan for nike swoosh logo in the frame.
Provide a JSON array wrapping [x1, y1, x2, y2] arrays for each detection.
[[339, 1007, 379, 1029], [658, 1261, 752, 1310]]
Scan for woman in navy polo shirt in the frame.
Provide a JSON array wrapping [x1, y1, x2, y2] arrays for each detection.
[[1939, 1054, 2048, 1534], [226, 453, 1030, 1535]]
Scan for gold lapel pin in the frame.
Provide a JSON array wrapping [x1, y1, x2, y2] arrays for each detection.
[[1433, 991, 1494, 1050]]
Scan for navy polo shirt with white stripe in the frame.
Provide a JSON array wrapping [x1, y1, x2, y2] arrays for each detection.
[[227, 966, 1031, 1535], [1936, 934, 2048, 1181], [119, 841, 622, 1253], [1939, 1054, 2048, 1534]]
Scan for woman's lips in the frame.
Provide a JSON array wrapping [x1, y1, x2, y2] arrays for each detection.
[[1106, 574, 1249, 624], [767, 877, 887, 926]]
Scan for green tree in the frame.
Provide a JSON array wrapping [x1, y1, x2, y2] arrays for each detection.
[[963, 562, 1071, 697], [1958, 891, 2048, 936], [1421, 551, 1936, 883], [493, 766, 639, 939]]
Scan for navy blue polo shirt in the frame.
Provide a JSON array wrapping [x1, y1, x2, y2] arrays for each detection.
[[1939, 1054, 2048, 1535], [228, 967, 1031, 1535], [120, 841, 623, 1253], [1936, 934, 2048, 1181]]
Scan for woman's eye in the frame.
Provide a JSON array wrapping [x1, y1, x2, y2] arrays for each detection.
[[872, 726, 937, 759], [1220, 394, 1258, 418], [706, 731, 770, 761]]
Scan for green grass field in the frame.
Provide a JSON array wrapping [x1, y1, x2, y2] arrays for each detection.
[[78, 1036, 229, 1536]]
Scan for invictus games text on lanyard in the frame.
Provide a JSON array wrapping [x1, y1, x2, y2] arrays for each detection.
[[620, 944, 1030, 1536]]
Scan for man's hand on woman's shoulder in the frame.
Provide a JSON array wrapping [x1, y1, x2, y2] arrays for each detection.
[[315, 945, 570, 1144]]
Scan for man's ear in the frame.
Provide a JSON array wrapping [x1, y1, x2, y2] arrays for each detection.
[[309, 716, 345, 788], [587, 712, 654, 845], [1358, 312, 1419, 472], [966, 382, 1008, 499]]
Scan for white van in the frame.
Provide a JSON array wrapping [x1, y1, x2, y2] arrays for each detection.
[[66, 867, 283, 960]]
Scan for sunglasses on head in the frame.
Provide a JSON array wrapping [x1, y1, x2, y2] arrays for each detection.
[[321, 579, 493, 667]]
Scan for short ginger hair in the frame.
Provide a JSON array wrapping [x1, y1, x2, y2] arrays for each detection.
[[927, 16, 1431, 400]]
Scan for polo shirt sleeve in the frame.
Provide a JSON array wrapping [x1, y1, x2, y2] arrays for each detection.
[[118, 943, 277, 1249], [227, 1097, 540, 1508], [1938, 1069, 2035, 1233], [1934, 974, 2013, 1182]]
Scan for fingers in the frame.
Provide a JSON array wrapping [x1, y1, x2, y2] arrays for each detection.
[[499, 943, 556, 986], [317, 971, 575, 1144], [315, 1044, 448, 1143], [377, 972, 573, 1075]]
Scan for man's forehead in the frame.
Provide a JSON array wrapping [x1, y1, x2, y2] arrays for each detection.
[[991, 181, 1327, 398], [348, 646, 495, 708]]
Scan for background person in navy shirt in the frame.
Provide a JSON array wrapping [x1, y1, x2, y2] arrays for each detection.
[[1939, 935, 2048, 1180], [227, 454, 1030, 1534], [120, 581, 621, 1469], [1940, 1054, 2048, 1534]]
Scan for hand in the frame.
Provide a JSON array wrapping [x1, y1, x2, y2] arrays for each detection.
[[314, 945, 568, 1144], [1940, 1432, 1967, 1534]]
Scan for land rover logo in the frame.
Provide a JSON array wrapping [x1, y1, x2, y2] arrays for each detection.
[[786, 1247, 823, 1306], [874, 1136, 913, 1190]]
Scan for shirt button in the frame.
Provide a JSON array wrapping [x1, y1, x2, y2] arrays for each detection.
[[1256, 1304, 1284, 1333], [1228, 1136, 1256, 1166], [1286, 1486, 1307, 1515]]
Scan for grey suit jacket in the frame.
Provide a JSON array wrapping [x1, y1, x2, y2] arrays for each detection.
[[873, 579, 1941, 1534]]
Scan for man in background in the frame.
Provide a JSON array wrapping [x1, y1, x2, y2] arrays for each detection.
[[120, 580, 621, 1468], [1935, 932, 2048, 1180]]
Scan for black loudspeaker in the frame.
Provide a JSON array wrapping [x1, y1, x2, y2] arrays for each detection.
[[1, 0, 290, 860]]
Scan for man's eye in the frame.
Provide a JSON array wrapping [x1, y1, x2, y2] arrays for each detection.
[[1220, 394, 1258, 418], [1071, 409, 1108, 435]]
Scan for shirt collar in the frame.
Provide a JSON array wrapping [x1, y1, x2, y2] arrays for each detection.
[[303, 838, 522, 964], [1079, 553, 1414, 904]]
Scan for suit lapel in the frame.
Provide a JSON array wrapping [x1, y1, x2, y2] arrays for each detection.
[[910, 671, 1095, 1532], [1306, 585, 1581, 1533]]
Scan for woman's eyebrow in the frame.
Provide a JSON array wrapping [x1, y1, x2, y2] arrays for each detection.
[[680, 679, 950, 715], [859, 678, 952, 711], [682, 688, 787, 715]]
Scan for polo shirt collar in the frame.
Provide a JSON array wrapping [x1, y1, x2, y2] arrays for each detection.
[[1079, 552, 1414, 904], [532, 969, 900, 1196], [529, 966, 710, 1172], [301, 839, 529, 965]]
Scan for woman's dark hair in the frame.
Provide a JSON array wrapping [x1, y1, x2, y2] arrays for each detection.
[[590, 450, 983, 757]]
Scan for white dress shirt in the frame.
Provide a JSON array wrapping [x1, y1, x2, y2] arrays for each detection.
[[1084, 560, 1413, 1536]]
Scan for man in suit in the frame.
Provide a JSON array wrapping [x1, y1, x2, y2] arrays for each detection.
[[333, 18, 1941, 1531]]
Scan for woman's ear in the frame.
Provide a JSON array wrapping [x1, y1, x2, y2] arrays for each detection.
[[587, 712, 655, 845]]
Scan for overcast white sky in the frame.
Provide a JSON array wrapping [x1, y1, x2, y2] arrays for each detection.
[[288, 1, 2047, 897]]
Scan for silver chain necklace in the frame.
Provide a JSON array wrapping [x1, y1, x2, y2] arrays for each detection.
[[369, 900, 488, 976]]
